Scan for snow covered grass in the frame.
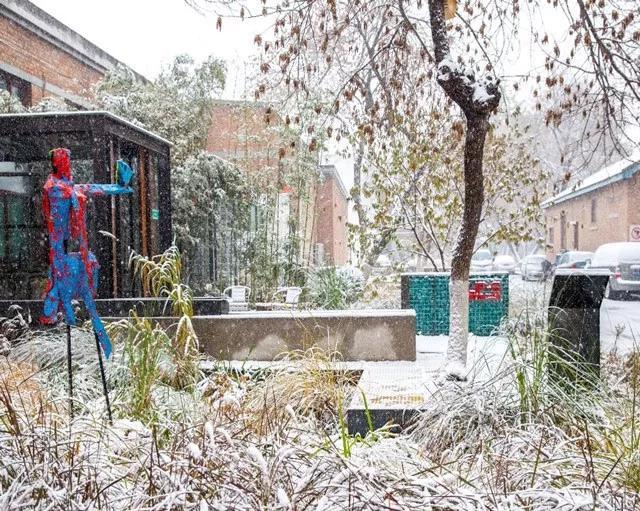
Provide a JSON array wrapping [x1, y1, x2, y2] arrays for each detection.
[[2, 263, 640, 510], [0, 317, 638, 510]]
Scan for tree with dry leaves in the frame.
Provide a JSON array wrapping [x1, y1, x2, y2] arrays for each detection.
[[361, 112, 547, 272], [193, 0, 640, 377]]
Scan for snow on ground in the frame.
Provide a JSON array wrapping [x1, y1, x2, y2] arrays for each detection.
[[601, 298, 640, 354], [416, 334, 509, 381]]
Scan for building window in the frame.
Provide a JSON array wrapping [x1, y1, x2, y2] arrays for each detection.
[[0, 71, 31, 106], [548, 227, 554, 244], [0, 164, 43, 267], [591, 198, 597, 223]]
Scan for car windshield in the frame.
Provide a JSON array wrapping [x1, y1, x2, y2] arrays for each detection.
[[568, 251, 593, 262], [526, 256, 546, 267], [473, 250, 492, 261]]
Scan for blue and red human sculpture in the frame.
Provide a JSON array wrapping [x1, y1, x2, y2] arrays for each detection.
[[40, 148, 134, 358]]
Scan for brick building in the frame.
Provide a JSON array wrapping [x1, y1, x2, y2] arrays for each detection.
[[206, 100, 350, 268], [315, 165, 349, 265], [206, 100, 283, 184], [0, 0, 145, 109], [542, 152, 640, 259]]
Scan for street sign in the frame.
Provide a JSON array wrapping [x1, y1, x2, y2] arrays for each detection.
[[630, 224, 640, 242]]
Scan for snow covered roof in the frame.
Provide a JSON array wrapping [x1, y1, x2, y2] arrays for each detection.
[[541, 151, 640, 208], [0, 110, 172, 146]]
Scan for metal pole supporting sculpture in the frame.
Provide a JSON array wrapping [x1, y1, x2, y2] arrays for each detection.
[[40, 148, 134, 423]]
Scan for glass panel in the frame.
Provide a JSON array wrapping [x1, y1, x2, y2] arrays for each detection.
[[117, 141, 143, 296], [7, 196, 27, 263], [0, 131, 95, 298]]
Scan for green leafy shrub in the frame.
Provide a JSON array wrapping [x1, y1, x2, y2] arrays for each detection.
[[308, 266, 364, 309]]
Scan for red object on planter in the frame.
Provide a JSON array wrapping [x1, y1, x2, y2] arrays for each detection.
[[468, 280, 502, 301]]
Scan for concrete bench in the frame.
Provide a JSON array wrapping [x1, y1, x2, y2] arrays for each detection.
[[151, 309, 416, 362]]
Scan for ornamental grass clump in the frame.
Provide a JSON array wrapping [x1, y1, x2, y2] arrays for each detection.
[[126, 245, 200, 389], [243, 347, 353, 435], [105, 245, 200, 422]]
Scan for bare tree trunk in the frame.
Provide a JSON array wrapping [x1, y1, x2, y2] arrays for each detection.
[[447, 114, 489, 374]]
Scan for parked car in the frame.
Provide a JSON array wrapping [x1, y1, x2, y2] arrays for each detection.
[[521, 254, 551, 281], [471, 248, 493, 271], [555, 250, 594, 270], [590, 242, 640, 300], [493, 254, 516, 274]]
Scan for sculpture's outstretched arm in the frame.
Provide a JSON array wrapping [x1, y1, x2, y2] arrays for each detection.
[[75, 184, 133, 197]]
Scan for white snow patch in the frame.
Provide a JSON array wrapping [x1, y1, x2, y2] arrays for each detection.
[[216, 427, 233, 445], [247, 445, 268, 475], [472, 84, 493, 104], [187, 442, 202, 461], [601, 298, 640, 355], [437, 57, 459, 81], [276, 488, 291, 508], [442, 360, 467, 381]]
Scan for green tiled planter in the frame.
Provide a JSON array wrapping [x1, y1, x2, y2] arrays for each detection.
[[401, 272, 509, 336]]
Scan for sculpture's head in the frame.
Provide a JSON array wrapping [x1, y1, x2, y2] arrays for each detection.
[[49, 148, 72, 180]]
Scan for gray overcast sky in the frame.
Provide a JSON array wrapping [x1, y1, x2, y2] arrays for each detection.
[[31, 0, 270, 98]]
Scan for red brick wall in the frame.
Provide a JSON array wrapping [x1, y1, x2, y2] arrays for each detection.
[[316, 175, 349, 265], [628, 173, 640, 230], [0, 15, 103, 105], [206, 102, 283, 183]]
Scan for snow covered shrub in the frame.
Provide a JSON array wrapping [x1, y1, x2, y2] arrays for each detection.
[[0, 90, 25, 113], [94, 56, 225, 166], [170, 151, 252, 293], [308, 265, 364, 309], [337, 265, 365, 299], [351, 274, 401, 309], [29, 96, 73, 113]]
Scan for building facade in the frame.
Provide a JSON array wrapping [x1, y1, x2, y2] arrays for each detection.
[[206, 100, 283, 183], [0, 0, 144, 109], [542, 153, 640, 259], [315, 165, 349, 266], [206, 102, 351, 268]]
